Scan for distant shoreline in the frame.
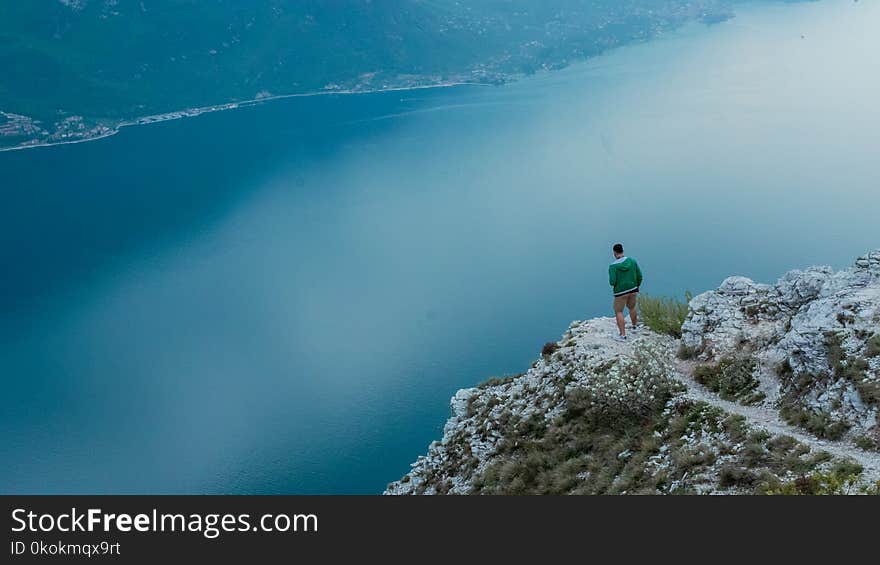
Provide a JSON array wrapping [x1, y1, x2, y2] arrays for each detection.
[[0, 80, 493, 154], [0, 0, 779, 156]]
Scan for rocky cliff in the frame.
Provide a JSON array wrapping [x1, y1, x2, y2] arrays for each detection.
[[386, 251, 880, 495]]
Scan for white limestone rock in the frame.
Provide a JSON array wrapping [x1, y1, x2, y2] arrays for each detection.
[[682, 250, 880, 434]]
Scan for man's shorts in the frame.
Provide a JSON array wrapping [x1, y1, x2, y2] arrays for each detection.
[[613, 291, 638, 313]]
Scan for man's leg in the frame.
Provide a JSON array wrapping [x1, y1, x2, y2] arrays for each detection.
[[628, 293, 639, 328], [616, 312, 626, 336], [613, 296, 626, 337]]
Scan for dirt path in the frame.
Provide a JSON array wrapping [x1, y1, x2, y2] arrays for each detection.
[[673, 358, 880, 484], [573, 318, 880, 484]]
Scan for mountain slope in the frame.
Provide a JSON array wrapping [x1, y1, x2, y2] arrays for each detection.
[[1, 0, 751, 148]]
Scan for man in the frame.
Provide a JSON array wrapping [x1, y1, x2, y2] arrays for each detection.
[[608, 243, 643, 341]]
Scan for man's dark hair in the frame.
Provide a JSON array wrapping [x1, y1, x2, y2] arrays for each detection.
[[613, 243, 624, 254]]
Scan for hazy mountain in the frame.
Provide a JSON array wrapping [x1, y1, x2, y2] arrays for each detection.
[[0, 1, 786, 147]]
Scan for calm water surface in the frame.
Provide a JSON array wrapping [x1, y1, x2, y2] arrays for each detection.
[[1, 0, 878, 493]]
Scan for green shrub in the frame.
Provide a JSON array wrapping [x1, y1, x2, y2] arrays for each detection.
[[478, 374, 520, 389], [766, 435, 797, 452], [740, 442, 768, 466], [765, 471, 864, 495], [678, 343, 699, 360], [779, 403, 850, 440], [775, 359, 794, 380], [867, 334, 880, 358], [721, 415, 749, 444], [856, 380, 880, 407], [719, 465, 756, 488], [638, 293, 692, 338], [853, 435, 879, 452], [675, 446, 716, 470], [693, 357, 764, 404], [542, 342, 560, 357], [832, 458, 864, 477]]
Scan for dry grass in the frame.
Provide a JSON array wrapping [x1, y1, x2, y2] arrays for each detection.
[[638, 292, 692, 338]]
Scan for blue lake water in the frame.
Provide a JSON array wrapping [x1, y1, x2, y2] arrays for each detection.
[[1, 0, 878, 493]]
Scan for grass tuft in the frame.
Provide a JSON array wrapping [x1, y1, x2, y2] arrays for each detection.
[[638, 292, 692, 338]]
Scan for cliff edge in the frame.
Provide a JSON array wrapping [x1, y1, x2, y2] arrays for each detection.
[[386, 251, 880, 495]]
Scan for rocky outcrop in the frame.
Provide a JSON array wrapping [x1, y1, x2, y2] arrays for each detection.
[[682, 250, 880, 439], [387, 320, 687, 495], [386, 251, 880, 495]]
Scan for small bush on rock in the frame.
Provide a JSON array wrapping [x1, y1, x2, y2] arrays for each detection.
[[867, 334, 880, 358], [719, 465, 756, 488], [854, 435, 879, 452], [572, 340, 683, 427], [765, 471, 866, 495], [677, 343, 699, 360], [779, 403, 849, 440], [693, 357, 764, 404]]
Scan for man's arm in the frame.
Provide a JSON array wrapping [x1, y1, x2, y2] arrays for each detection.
[[609, 265, 616, 287], [635, 261, 643, 287]]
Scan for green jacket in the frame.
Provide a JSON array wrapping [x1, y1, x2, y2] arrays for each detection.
[[609, 257, 643, 296]]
